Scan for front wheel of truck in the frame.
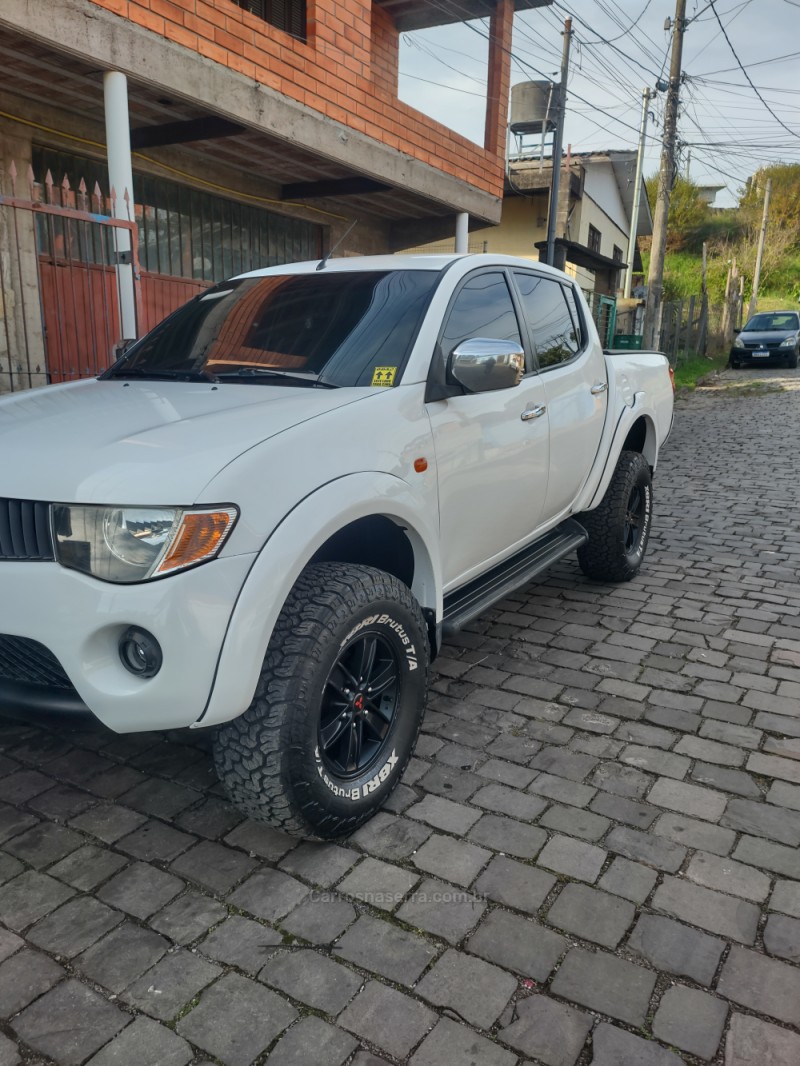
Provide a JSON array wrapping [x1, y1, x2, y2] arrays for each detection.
[[213, 562, 429, 839], [576, 450, 653, 583]]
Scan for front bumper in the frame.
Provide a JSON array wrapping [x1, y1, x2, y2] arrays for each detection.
[[0, 554, 255, 732], [730, 346, 790, 365]]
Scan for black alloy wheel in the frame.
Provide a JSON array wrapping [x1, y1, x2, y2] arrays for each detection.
[[319, 632, 400, 777], [624, 485, 647, 555]]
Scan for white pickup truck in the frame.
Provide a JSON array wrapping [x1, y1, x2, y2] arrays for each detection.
[[0, 254, 673, 838]]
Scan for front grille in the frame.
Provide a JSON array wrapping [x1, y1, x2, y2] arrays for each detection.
[[0, 635, 73, 689], [0, 499, 54, 560], [743, 342, 780, 351]]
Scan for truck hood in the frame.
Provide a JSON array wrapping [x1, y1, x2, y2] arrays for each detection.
[[0, 378, 369, 503]]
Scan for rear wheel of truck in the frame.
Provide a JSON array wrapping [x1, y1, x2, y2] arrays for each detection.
[[577, 450, 653, 583], [213, 562, 429, 839]]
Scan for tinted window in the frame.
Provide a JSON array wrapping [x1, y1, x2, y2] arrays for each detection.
[[563, 286, 586, 350], [514, 273, 581, 369], [105, 271, 438, 388], [440, 273, 522, 354]]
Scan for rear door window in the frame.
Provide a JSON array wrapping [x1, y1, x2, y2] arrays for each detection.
[[513, 273, 582, 370]]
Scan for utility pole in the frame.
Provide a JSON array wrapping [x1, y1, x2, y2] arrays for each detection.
[[544, 17, 572, 267], [748, 177, 771, 320], [624, 88, 654, 299], [642, 0, 687, 348]]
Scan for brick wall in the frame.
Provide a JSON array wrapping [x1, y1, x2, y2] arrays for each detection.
[[86, 0, 507, 197]]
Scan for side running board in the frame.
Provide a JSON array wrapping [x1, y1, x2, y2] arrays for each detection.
[[442, 518, 588, 637]]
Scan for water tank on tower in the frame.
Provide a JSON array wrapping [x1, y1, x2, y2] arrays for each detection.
[[509, 81, 557, 135]]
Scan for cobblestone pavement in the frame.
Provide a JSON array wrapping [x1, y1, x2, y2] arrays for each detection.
[[2, 370, 800, 1066]]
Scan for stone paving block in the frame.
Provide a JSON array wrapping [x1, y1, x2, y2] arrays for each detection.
[[686, 851, 769, 903], [281, 895, 357, 945], [3, 821, 84, 869], [115, 820, 196, 864], [396, 878, 486, 944], [621, 744, 689, 780], [406, 794, 481, 835], [174, 797, 243, 841], [652, 984, 727, 1060], [0, 852, 23, 887], [466, 908, 565, 980], [417, 762, 485, 803], [477, 758, 537, 789], [766, 780, 800, 811], [27, 783, 96, 821], [97, 861, 183, 920], [412, 834, 491, 887], [199, 916, 283, 973], [260, 947, 362, 1014], [334, 914, 438, 985], [411, 1016, 516, 1066], [733, 834, 800, 879], [721, 797, 800, 846], [598, 857, 658, 904], [654, 812, 736, 856], [653, 875, 759, 944], [538, 803, 610, 841], [148, 890, 227, 945], [468, 813, 547, 859], [755, 712, 800, 739], [589, 761, 650, 799], [590, 1023, 685, 1065], [349, 812, 432, 860], [122, 948, 222, 1021], [589, 791, 658, 830], [176, 972, 297, 1066], [471, 782, 548, 821], [647, 776, 727, 821], [627, 913, 725, 985], [606, 826, 686, 872], [0, 1033, 17, 1066], [0, 870, 75, 932], [0, 948, 64, 1018], [85, 1016, 193, 1066], [337, 856, 419, 910], [75, 921, 169, 993], [645, 704, 702, 734], [416, 948, 517, 1029], [223, 821, 297, 862], [690, 762, 761, 798], [498, 994, 592, 1066], [564, 708, 619, 734], [48, 844, 128, 893], [536, 834, 606, 883], [547, 883, 635, 948], [747, 752, 800, 784], [763, 912, 800, 963], [166, 839, 257, 895], [266, 1016, 358, 1066], [724, 1012, 800, 1066], [770, 879, 800, 919], [12, 979, 128, 1065], [26, 895, 123, 958], [718, 945, 800, 1026], [117, 778, 198, 819], [474, 854, 556, 913], [528, 772, 596, 807], [699, 719, 761, 749], [550, 947, 656, 1026], [69, 802, 148, 843], [0, 929, 22, 965], [614, 721, 675, 749], [278, 842, 360, 887], [486, 733, 543, 764], [338, 981, 437, 1060], [228, 868, 310, 922], [0, 769, 53, 804], [530, 747, 598, 782]]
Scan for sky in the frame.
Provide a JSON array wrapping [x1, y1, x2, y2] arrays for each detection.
[[397, 0, 800, 208]]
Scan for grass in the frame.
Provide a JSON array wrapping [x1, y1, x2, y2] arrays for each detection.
[[672, 352, 729, 390]]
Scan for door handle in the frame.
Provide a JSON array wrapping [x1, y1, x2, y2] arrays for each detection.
[[591, 382, 608, 395], [521, 404, 547, 421]]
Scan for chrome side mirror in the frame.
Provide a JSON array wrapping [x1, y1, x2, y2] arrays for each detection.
[[449, 338, 525, 393]]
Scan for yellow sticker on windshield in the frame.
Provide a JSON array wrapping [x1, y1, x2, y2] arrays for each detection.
[[371, 367, 396, 387]]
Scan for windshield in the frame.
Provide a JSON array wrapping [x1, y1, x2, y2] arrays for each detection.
[[744, 312, 800, 332], [104, 270, 439, 388]]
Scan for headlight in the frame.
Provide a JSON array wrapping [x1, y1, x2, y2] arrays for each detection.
[[780, 334, 799, 347], [733, 336, 745, 348], [52, 504, 238, 583]]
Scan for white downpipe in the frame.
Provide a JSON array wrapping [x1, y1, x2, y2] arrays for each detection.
[[103, 71, 138, 341], [455, 212, 469, 254]]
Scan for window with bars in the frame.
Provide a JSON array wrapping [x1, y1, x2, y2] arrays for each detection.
[[588, 225, 601, 253], [233, 0, 306, 40], [32, 147, 322, 282]]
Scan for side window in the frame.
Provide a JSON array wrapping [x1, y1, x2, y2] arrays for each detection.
[[440, 273, 522, 354], [514, 273, 581, 369], [562, 285, 586, 350]]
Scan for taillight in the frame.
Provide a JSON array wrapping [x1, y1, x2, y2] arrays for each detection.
[[668, 367, 676, 392]]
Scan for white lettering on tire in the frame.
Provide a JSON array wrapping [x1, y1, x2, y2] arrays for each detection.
[[314, 745, 399, 802]]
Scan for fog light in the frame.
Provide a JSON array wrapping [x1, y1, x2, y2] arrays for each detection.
[[119, 627, 162, 678]]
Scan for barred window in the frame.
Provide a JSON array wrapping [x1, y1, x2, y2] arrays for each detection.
[[233, 0, 306, 40], [588, 224, 601, 253]]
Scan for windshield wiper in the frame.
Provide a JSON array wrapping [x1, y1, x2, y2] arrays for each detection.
[[214, 368, 337, 388], [106, 367, 219, 383]]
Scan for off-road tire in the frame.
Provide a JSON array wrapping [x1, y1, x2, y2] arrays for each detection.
[[577, 450, 653, 583], [213, 562, 429, 839]]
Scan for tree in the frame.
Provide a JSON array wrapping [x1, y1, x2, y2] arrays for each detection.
[[644, 174, 709, 252], [739, 164, 800, 245]]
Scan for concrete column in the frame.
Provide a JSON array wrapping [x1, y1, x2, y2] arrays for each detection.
[[103, 70, 137, 340], [455, 213, 469, 253]]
